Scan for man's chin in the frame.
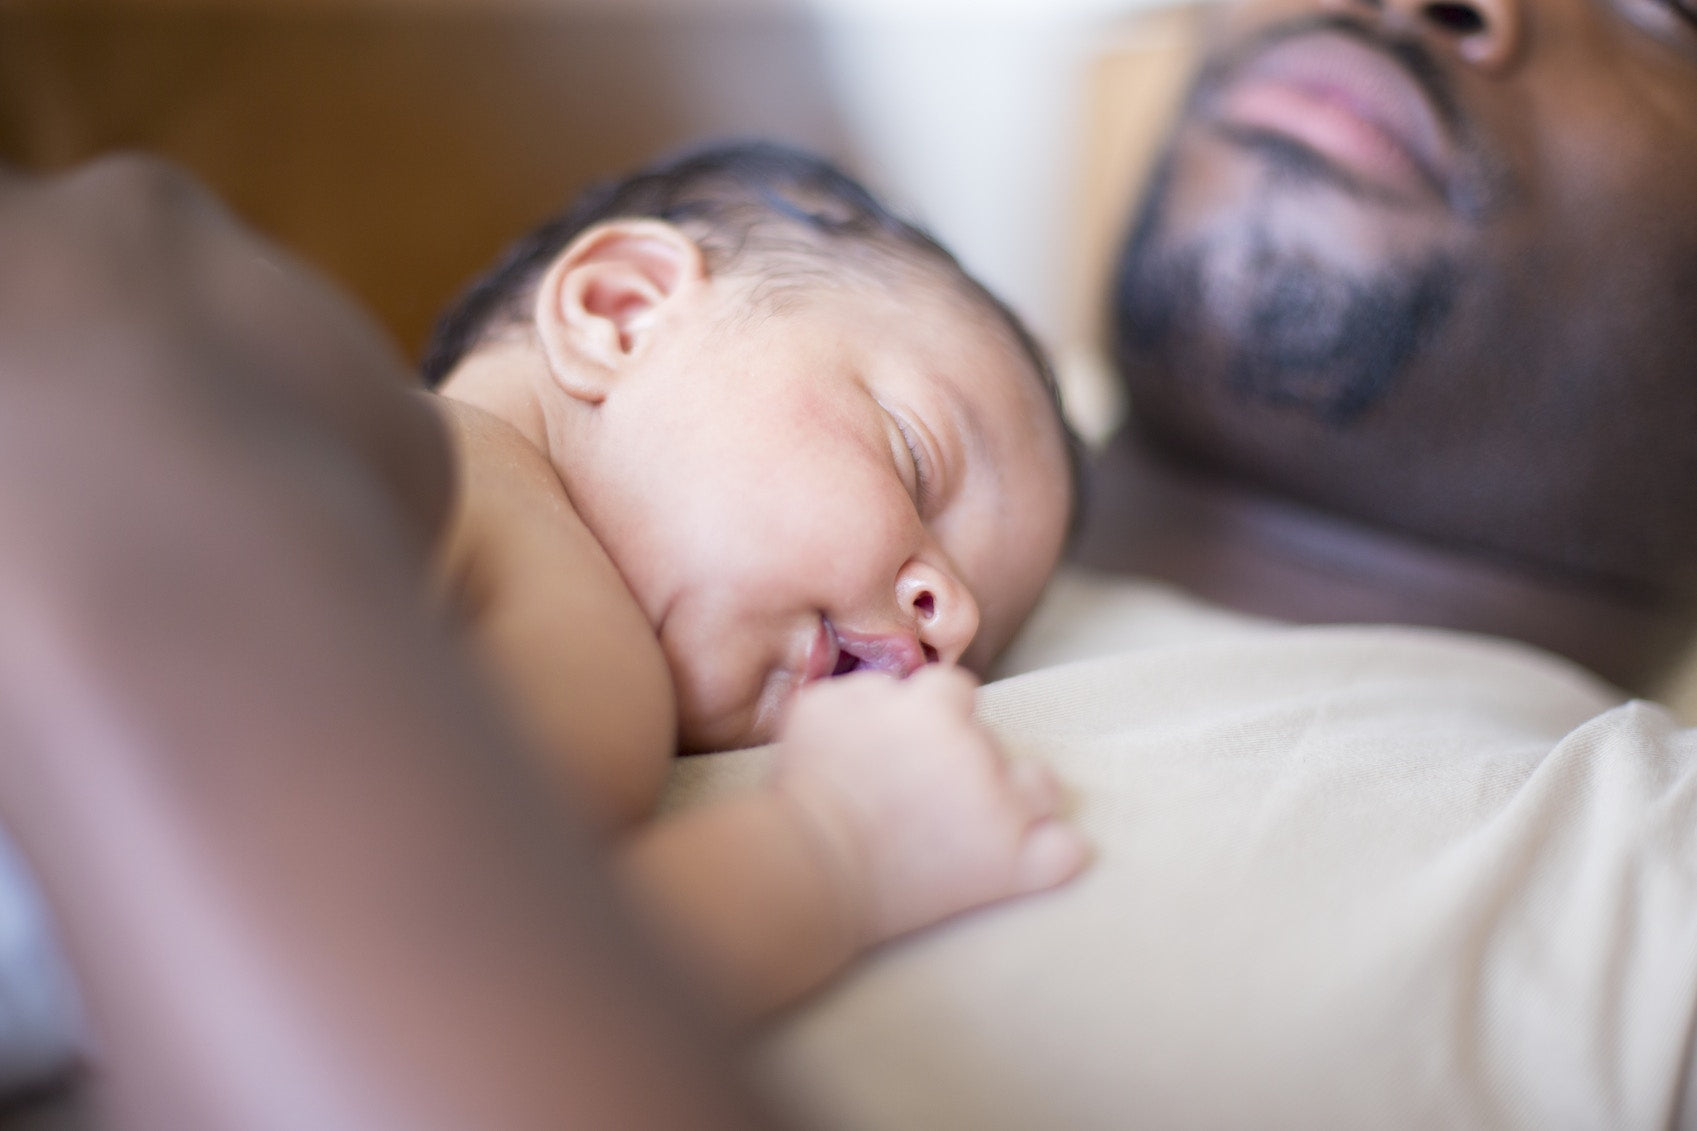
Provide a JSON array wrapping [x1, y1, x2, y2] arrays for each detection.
[[1112, 191, 1464, 429]]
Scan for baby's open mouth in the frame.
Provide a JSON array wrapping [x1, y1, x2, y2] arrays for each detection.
[[808, 620, 927, 682]]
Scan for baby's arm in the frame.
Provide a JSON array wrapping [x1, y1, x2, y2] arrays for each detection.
[[620, 666, 1089, 1019]]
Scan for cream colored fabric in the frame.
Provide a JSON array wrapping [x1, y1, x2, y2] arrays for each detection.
[[664, 568, 1697, 1130]]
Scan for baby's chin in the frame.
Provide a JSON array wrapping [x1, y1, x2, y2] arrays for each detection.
[[673, 685, 784, 754], [676, 712, 777, 755], [667, 647, 794, 753]]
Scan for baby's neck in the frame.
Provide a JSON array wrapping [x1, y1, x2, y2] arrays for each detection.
[[434, 348, 553, 456], [1072, 429, 1694, 696]]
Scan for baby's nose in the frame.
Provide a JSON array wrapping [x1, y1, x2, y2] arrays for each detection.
[[898, 562, 980, 666]]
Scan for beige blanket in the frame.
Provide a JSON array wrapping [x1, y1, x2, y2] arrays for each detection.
[[666, 569, 1697, 1130]]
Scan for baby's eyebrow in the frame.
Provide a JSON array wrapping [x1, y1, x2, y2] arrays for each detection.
[[945, 381, 999, 498]]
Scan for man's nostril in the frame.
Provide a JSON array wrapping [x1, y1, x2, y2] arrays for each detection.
[[1423, 2, 1486, 33], [922, 644, 939, 665]]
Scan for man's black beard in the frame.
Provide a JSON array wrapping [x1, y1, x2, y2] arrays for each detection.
[[1113, 143, 1464, 428]]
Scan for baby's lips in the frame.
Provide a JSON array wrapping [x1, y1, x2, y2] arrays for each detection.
[[833, 627, 926, 678], [802, 618, 842, 684], [800, 619, 928, 684]]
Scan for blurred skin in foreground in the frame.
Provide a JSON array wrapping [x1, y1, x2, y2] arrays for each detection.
[[0, 155, 784, 1131]]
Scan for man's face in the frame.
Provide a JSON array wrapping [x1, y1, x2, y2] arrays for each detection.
[[1115, 0, 1697, 594], [575, 270, 1072, 753]]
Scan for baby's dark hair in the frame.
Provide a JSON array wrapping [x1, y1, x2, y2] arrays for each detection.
[[420, 140, 1083, 528]]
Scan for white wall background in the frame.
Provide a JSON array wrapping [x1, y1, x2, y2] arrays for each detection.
[[798, 0, 1170, 351]]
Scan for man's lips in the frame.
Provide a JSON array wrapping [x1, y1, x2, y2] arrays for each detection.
[[803, 619, 926, 683], [1213, 29, 1454, 199]]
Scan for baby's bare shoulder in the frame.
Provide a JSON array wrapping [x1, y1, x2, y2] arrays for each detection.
[[430, 396, 597, 587], [434, 396, 571, 517], [427, 393, 676, 824]]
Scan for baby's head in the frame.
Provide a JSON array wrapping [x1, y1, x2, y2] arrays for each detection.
[[425, 142, 1077, 751]]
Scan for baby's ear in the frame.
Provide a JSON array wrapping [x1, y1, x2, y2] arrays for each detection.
[[533, 219, 705, 403]]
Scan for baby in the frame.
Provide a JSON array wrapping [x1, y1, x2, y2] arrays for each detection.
[[419, 142, 1087, 1016]]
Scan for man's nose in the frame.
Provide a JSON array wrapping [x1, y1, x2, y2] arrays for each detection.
[[1328, 0, 1523, 72], [897, 561, 981, 666]]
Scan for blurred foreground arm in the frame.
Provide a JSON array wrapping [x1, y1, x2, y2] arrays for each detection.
[[0, 157, 781, 1130]]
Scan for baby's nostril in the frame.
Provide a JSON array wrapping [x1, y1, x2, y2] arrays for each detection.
[[914, 590, 936, 619], [922, 644, 939, 665]]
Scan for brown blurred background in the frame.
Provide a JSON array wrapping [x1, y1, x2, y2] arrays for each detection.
[[0, 0, 859, 361], [0, 0, 1202, 378]]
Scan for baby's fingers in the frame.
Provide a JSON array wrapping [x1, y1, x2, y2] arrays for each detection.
[[1007, 759, 1088, 893], [1017, 819, 1091, 894], [1007, 757, 1063, 820], [904, 662, 980, 712]]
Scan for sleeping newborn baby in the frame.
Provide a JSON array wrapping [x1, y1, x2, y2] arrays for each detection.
[[421, 141, 1088, 1018]]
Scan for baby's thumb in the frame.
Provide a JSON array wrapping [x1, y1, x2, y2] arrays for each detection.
[[1016, 819, 1090, 894], [1008, 757, 1063, 818]]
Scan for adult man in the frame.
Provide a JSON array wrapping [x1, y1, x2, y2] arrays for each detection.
[[1080, 0, 1697, 694]]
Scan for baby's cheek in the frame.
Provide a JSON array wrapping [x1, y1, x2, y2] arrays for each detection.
[[666, 650, 774, 755]]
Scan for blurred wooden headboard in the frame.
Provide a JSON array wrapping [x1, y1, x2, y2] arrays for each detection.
[[0, 1, 855, 360], [0, 1, 1210, 371]]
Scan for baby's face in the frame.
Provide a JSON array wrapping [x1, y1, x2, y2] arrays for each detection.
[[575, 270, 1072, 752]]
